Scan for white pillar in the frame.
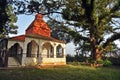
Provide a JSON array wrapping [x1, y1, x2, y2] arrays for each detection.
[[63, 48, 66, 58], [48, 49, 50, 58], [37, 40, 42, 64], [23, 42, 27, 57], [21, 53, 26, 66], [21, 41, 27, 66], [53, 46, 56, 58]]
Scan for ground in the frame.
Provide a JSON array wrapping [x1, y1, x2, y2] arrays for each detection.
[[0, 65, 120, 80]]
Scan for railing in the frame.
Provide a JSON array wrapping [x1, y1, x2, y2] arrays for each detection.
[[26, 54, 64, 58], [26, 54, 38, 57], [16, 54, 22, 65]]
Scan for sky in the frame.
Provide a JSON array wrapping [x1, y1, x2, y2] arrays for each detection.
[[10, 14, 76, 55]]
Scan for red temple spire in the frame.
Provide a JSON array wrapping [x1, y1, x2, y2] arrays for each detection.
[[26, 14, 51, 37]]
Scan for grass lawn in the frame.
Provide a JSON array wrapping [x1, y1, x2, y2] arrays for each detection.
[[0, 65, 120, 80]]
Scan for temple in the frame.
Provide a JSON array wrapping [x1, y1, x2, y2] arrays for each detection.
[[0, 14, 66, 67]]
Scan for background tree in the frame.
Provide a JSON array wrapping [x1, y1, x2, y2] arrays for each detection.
[[62, 0, 120, 61], [13, 0, 120, 61], [0, 0, 18, 37]]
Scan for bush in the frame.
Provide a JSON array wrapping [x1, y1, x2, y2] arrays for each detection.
[[103, 59, 112, 67], [96, 59, 104, 64], [67, 62, 81, 66], [66, 54, 75, 62]]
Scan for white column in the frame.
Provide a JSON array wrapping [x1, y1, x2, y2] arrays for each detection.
[[21, 49, 26, 66], [48, 49, 50, 58], [38, 44, 41, 58], [63, 48, 66, 58], [21, 53, 26, 66], [21, 41, 27, 66], [53, 46, 56, 58], [23, 42, 27, 57], [38, 40, 41, 64]]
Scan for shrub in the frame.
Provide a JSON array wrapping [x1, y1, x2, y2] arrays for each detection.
[[67, 62, 81, 66], [96, 59, 104, 64], [66, 54, 75, 62], [103, 59, 112, 67]]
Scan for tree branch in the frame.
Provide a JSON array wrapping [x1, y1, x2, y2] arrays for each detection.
[[103, 33, 120, 48], [41, 11, 62, 15], [98, 0, 120, 24], [111, 12, 120, 18], [68, 30, 89, 42]]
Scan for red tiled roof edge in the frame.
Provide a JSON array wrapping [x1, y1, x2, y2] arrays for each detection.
[[9, 34, 65, 43], [25, 34, 65, 43], [9, 35, 25, 41]]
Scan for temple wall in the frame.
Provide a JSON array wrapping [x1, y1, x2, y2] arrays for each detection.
[[8, 57, 21, 67], [8, 40, 24, 49], [21, 57, 37, 66], [41, 58, 66, 65]]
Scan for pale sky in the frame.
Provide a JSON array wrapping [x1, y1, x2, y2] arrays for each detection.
[[10, 14, 76, 55]]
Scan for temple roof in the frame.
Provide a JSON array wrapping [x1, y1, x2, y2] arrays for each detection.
[[9, 35, 25, 41], [26, 14, 51, 37], [9, 14, 65, 43], [9, 34, 64, 43]]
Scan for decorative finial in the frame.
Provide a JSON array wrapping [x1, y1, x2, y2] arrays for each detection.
[[35, 14, 43, 20]]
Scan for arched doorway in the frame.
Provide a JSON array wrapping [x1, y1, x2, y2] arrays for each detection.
[[8, 43, 23, 57], [8, 43, 23, 65], [26, 40, 39, 57], [42, 42, 54, 58], [56, 44, 64, 58]]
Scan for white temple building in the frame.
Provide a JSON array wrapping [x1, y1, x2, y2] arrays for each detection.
[[0, 14, 66, 67]]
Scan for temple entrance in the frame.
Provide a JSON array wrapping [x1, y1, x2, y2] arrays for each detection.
[[8, 43, 23, 57], [42, 42, 54, 58], [56, 45, 64, 58], [8, 43, 23, 65], [26, 40, 39, 57]]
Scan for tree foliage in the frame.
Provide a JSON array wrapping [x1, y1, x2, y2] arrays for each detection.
[[13, 0, 120, 60], [63, 0, 120, 60], [0, 0, 18, 37], [13, 0, 65, 15]]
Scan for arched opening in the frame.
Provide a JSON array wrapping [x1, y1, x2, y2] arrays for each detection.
[[42, 42, 54, 58], [8, 43, 23, 57], [56, 44, 64, 58], [26, 40, 39, 57]]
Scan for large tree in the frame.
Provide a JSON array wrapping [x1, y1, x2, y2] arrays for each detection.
[[62, 0, 120, 60], [14, 0, 120, 61], [0, 0, 18, 37]]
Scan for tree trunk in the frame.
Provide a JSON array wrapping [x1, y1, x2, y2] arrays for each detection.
[[92, 46, 102, 61], [89, 23, 103, 61], [94, 48, 102, 60], [90, 36, 102, 61]]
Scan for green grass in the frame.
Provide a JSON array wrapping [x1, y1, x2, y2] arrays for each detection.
[[0, 65, 120, 80]]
